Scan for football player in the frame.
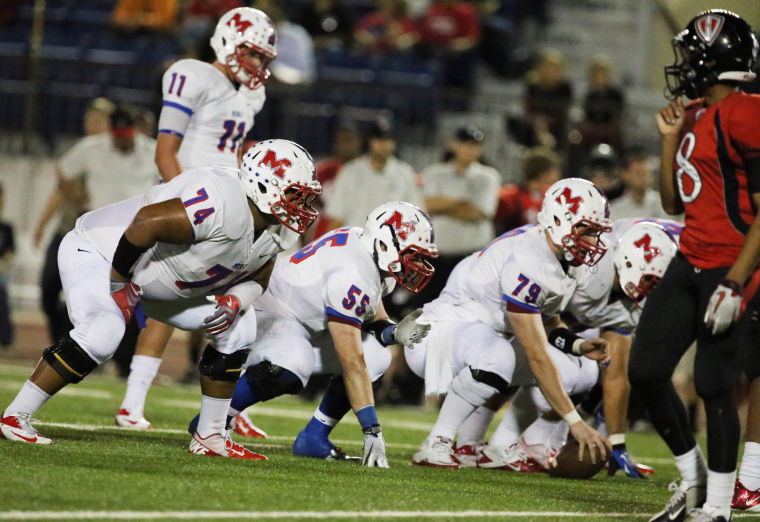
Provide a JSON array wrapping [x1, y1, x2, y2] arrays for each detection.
[[627, 10, 760, 522], [464, 219, 679, 474], [188, 202, 438, 466], [115, 7, 277, 433], [0, 139, 321, 461], [405, 178, 612, 469]]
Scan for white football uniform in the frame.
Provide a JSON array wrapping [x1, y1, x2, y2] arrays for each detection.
[[406, 225, 587, 396], [566, 217, 683, 334], [245, 227, 392, 385], [61, 167, 284, 363], [157, 59, 265, 171]]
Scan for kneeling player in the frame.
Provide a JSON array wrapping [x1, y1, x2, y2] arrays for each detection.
[[189, 202, 438, 466], [0, 139, 321, 460]]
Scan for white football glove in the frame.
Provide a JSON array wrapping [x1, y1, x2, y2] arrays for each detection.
[[704, 280, 743, 335], [362, 426, 389, 468], [395, 308, 430, 347]]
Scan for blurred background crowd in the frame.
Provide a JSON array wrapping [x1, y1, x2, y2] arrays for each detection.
[[0, 0, 758, 426]]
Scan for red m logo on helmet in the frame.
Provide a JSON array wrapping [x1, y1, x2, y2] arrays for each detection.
[[634, 234, 662, 263], [258, 150, 292, 178], [384, 211, 416, 241], [227, 13, 252, 34], [556, 187, 583, 215]]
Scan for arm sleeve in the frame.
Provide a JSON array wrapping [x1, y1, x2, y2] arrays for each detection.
[[157, 61, 207, 139], [324, 270, 375, 328], [499, 260, 544, 314], [178, 181, 222, 242]]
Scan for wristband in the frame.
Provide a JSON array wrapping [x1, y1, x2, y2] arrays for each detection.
[[562, 409, 582, 425], [356, 405, 379, 430], [229, 281, 264, 311], [112, 233, 149, 279], [548, 327, 582, 355], [363, 319, 397, 347]]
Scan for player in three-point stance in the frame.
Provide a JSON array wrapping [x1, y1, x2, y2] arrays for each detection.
[[188, 202, 438, 466], [115, 7, 278, 434], [626, 10, 760, 522], [404, 178, 612, 469], [0, 139, 322, 460]]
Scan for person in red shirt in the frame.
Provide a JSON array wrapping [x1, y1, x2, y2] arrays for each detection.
[[354, 0, 418, 54], [627, 10, 760, 522], [493, 146, 560, 234]]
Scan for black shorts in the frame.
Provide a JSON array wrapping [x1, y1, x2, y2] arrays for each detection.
[[629, 253, 746, 399]]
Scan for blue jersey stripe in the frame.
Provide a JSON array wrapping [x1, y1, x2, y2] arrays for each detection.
[[502, 294, 540, 313], [158, 129, 184, 138], [162, 100, 193, 115], [326, 307, 362, 328]]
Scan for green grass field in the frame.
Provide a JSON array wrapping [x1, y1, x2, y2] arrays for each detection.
[[0, 362, 757, 522]]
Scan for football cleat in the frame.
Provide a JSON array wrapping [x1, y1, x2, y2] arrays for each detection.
[[684, 508, 731, 521], [477, 439, 545, 472], [412, 436, 460, 469], [453, 441, 485, 468], [0, 412, 53, 444], [608, 447, 649, 478], [731, 479, 760, 511], [188, 431, 267, 460], [234, 410, 267, 439], [292, 429, 359, 461], [649, 482, 706, 522], [115, 409, 152, 430]]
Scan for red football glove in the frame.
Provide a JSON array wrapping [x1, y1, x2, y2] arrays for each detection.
[[203, 295, 241, 335], [110, 280, 142, 323]]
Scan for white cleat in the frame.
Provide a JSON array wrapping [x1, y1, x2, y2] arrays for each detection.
[[453, 441, 485, 468], [234, 410, 267, 439], [188, 431, 267, 460], [477, 438, 545, 472], [412, 436, 460, 469], [0, 412, 53, 444], [115, 409, 152, 430]]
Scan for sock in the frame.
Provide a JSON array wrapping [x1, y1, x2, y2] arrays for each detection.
[[522, 417, 561, 447], [196, 395, 231, 439], [739, 441, 760, 490], [490, 407, 522, 449], [703, 468, 735, 519], [430, 391, 477, 441], [457, 406, 495, 445], [4, 380, 51, 417], [674, 445, 707, 488], [119, 355, 161, 418]]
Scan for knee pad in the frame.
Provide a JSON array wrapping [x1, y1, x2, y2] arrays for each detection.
[[244, 360, 304, 401], [451, 366, 510, 406], [199, 345, 249, 381], [42, 335, 99, 383]]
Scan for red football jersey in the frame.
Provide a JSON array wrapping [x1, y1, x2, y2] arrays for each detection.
[[675, 91, 760, 269]]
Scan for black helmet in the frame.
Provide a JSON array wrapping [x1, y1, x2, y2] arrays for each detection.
[[664, 9, 758, 99]]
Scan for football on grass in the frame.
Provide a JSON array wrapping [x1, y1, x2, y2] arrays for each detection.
[[548, 438, 607, 479]]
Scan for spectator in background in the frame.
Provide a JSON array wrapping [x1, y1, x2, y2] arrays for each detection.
[[256, 0, 316, 84], [524, 50, 573, 150], [416, 125, 499, 303], [295, 0, 353, 51], [176, 0, 243, 53], [113, 0, 178, 33], [583, 143, 624, 203], [493, 146, 560, 234], [33, 98, 112, 344], [354, 0, 418, 55], [324, 120, 422, 229], [610, 146, 671, 220], [0, 183, 14, 349], [309, 126, 363, 240], [581, 55, 625, 152], [417, 0, 480, 88]]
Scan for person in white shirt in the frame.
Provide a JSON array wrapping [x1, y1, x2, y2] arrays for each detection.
[[0, 139, 322, 461], [324, 121, 423, 229], [610, 146, 672, 221], [115, 7, 278, 432]]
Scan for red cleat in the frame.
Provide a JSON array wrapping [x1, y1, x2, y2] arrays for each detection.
[[234, 410, 267, 439], [189, 432, 267, 460], [732, 479, 760, 511], [453, 442, 485, 468], [0, 413, 53, 445]]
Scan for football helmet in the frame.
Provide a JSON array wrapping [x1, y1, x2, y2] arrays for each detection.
[[239, 139, 322, 234], [665, 9, 758, 99], [361, 202, 438, 293], [614, 222, 678, 304], [210, 7, 277, 89], [537, 178, 611, 266]]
